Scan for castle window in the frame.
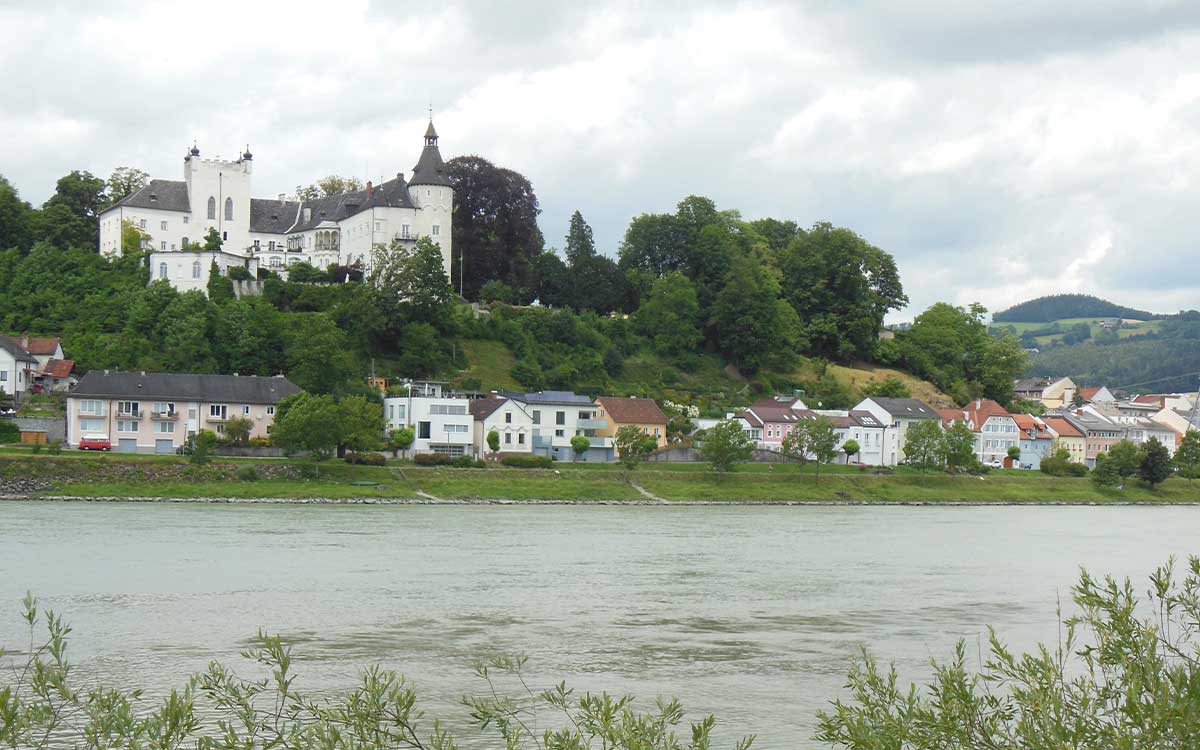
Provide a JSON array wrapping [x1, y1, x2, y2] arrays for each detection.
[[159, 263, 168, 279], [224, 197, 233, 221], [160, 241, 166, 251], [432, 224, 440, 236], [183, 216, 189, 224], [160, 221, 168, 231], [139, 219, 147, 229], [207, 197, 216, 220], [192, 261, 200, 279]]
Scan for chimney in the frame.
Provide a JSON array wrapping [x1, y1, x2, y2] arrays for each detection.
[[397, 171, 404, 181], [367, 181, 374, 198], [20, 334, 28, 349], [278, 193, 286, 203]]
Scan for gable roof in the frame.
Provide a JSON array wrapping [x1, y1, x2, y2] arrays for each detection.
[[39, 359, 74, 378], [1042, 416, 1084, 439], [249, 198, 301, 234], [17, 336, 61, 355], [597, 396, 667, 425], [110, 179, 191, 213], [0, 335, 37, 364], [1014, 377, 1055, 393], [863, 397, 940, 419], [469, 395, 507, 420], [290, 175, 417, 233], [71, 371, 300, 404]]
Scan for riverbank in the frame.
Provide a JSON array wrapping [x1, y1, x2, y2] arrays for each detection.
[[3, 453, 1200, 504]]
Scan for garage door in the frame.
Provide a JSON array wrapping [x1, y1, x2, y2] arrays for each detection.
[[117, 438, 138, 453], [154, 439, 175, 455]]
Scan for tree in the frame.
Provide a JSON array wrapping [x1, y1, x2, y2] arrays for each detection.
[[104, 167, 148, 207], [899, 302, 1026, 406], [1174, 430, 1200, 480], [202, 227, 223, 251], [287, 262, 328, 284], [570, 435, 591, 462], [206, 261, 235, 303], [529, 251, 570, 307], [121, 219, 150, 256], [447, 156, 545, 299], [187, 429, 217, 465], [480, 279, 518, 304], [777, 222, 907, 361], [861, 377, 911, 399], [389, 427, 415, 458], [486, 429, 500, 455], [702, 419, 754, 478], [1007, 445, 1022, 466], [806, 417, 839, 479], [223, 416, 253, 446], [634, 272, 702, 359], [39, 170, 105, 248], [283, 314, 356, 394], [269, 393, 342, 473], [338, 396, 384, 455], [902, 420, 943, 471], [940, 421, 978, 473], [1091, 454, 1121, 487], [371, 237, 453, 325], [0, 174, 33, 252], [780, 424, 811, 465], [710, 254, 800, 372], [1106, 439, 1143, 481], [396, 323, 450, 379], [842, 439, 861, 465], [615, 425, 657, 473], [564, 210, 596, 266], [1139, 437, 1172, 487]]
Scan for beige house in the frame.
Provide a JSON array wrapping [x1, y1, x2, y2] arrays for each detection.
[[595, 396, 669, 453], [1013, 376, 1077, 408], [1041, 416, 1087, 464], [68, 371, 300, 453]]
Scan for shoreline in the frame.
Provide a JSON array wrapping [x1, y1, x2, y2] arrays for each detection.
[[4, 493, 1198, 507]]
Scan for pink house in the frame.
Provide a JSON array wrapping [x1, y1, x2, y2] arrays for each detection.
[[67, 371, 300, 453], [735, 397, 810, 450]]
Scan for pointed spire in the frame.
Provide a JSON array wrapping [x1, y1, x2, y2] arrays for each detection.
[[189, 140, 200, 157], [424, 119, 438, 146]]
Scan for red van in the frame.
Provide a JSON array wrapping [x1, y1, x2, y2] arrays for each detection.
[[78, 435, 111, 451]]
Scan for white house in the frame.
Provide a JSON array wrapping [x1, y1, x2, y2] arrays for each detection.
[[854, 397, 942, 466], [812, 410, 889, 465], [148, 250, 259, 294], [500, 391, 615, 462], [938, 399, 1020, 465], [0, 335, 37, 401], [470, 393, 536, 455], [383, 381, 474, 458], [100, 120, 453, 290]]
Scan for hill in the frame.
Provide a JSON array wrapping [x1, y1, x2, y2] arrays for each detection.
[[993, 294, 1156, 323]]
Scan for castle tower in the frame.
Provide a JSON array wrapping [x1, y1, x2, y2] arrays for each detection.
[[408, 119, 454, 281]]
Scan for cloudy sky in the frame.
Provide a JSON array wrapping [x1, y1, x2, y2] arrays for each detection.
[[2, 0, 1199, 318]]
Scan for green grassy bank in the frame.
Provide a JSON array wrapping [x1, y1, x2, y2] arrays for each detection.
[[4, 452, 1200, 504]]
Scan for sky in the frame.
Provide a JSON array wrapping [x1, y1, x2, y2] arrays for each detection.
[[2, 0, 1199, 320]]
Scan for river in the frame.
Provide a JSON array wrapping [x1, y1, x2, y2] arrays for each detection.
[[2, 501, 1197, 747]]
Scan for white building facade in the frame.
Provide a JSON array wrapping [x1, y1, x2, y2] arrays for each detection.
[[383, 382, 474, 457], [99, 121, 453, 293]]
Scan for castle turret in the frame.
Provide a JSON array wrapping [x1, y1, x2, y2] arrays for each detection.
[[407, 119, 453, 282]]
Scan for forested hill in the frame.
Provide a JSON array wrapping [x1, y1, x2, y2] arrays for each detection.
[[993, 294, 1156, 323]]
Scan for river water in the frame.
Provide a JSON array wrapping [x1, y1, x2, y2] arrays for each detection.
[[2, 501, 1197, 747]]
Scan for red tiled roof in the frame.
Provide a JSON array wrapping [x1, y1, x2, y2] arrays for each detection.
[[1079, 387, 1102, 400], [597, 396, 667, 425], [39, 358, 74, 378], [20, 336, 61, 355], [1132, 395, 1164, 406], [1042, 417, 1084, 438]]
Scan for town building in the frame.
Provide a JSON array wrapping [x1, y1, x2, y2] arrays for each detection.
[[1041, 416, 1087, 464], [0, 335, 37, 400], [812, 409, 889, 465], [1013, 413, 1055, 469], [1059, 411, 1123, 468], [595, 396, 669, 454], [854, 397, 942, 466], [500, 391, 615, 462], [100, 121, 453, 294], [735, 398, 808, 452], [1013, 376, 1077, 409], [67, 371, 300, 452], [1078, 386, 1116, 404], [939, 399, 1020, 465], [382, 381, 474, 458], [470, 393, 535, 456]]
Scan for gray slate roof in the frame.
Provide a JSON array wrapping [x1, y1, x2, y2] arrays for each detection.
[[864, 397, 940, 419], [249, 198, 300, 234], [112, 179, 191, 212], [501, 390, 595, 405], [290, 175, 417, 232], [72, 371, 301, 404], [0, 335, 37, 364], [409, 144, 452, 187]]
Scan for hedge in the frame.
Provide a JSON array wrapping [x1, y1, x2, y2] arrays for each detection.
[[500, 455, 555, 469]]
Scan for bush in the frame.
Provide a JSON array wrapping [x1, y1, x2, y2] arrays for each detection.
[[47, 441, 62, 455], [235, 466, 260, 482], [414, 453, 456, 466], [0, 420, 18, 444], [344, 451, 386, 466], [500, 455, 554, 469], [31, 442, 42, 454], [297, 463, 320, 479], [451, 455, 486, 469]]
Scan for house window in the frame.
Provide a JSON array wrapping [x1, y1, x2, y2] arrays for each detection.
[[0, 372, 5, 382], [182, 236, 189, 248], [505, 412, 512, 424], [401, 224, 411, 239], [139, 219, 147, 229], [159, 263, 168, 279], [430, 404, 468, 415], [156, 421, 175, 434], [117, 401, 140, 416], [253, 240, 260, 249], [207, 197, 216, 220], [153, 402, 175, 415], [161, 241, 167, 251], [183, 216, 189, 224], [225, 197, 233, 221], [445, 424, 469, 434], [79, 399, 102, 415], [192, 261, 200, 278], [117, 421, 137, 433], [374, 221, 381, 231], [160, 221, 168, 231], [242, 405, 250, 416], [505, 433, 512, 445], [556, 411, 565, 425], [209, 404, 227, 420], [418, 422, 431, 439], [555, 429, 564, 438], [432, 224, 440, 236], [267, 406, 275, 416], [518, 433, 525, 445], [532, 410, 540, 425], [79, 418, 104, 433]]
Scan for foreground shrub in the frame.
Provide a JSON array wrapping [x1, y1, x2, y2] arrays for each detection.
[[414, 453, 455, 466], [500, 454, 554, 469], [0, 419, 18, 444], [451, 455, 486, 468], [344, 451, 386, 466], [1, 595, 753, 750], [235, 465, 260, 481], [817, 556, 1200, 748]]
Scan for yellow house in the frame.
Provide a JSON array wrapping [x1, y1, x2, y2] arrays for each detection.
[[595, 397, 669, 454], [1042, 416, 1087, 464]]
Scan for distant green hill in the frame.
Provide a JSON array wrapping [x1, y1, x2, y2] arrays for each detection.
[[993, 294, 1156, 323]]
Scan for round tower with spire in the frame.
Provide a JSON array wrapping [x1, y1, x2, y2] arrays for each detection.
[[408, 116, 454, 281]]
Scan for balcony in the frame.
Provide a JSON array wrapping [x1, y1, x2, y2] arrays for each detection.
[[533, 436, 553, 449], [206, 413, 230, 423], [577, 418, 608, 430], [587, 437, 614, 448], [116, 410, 144, 420], [151, 410, 179, 421]]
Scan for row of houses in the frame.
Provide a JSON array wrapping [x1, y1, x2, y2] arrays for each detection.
[[0, 335, 76, 401]]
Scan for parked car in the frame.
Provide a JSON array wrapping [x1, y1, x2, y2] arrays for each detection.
[[985, 459, 1004, 469], [78, 434, 111, 451]]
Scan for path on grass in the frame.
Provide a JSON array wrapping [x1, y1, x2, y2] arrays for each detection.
[[629, 480, 666, 503]]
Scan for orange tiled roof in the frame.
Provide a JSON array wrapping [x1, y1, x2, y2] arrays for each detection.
[[39, 358, 74, 378]]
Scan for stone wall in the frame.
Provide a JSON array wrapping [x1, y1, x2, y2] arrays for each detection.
[[11, 416, 66, 443]]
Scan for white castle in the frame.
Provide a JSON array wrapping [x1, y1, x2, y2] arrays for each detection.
[[98, 121, 453, 292]]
